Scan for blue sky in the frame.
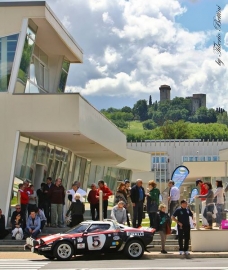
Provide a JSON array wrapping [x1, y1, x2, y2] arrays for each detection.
[[2, 0, 228, 111], [177, 1, 228, 47]]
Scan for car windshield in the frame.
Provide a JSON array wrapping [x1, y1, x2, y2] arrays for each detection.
[[87, 224, 110, 233], [66, 223, 90, 234]]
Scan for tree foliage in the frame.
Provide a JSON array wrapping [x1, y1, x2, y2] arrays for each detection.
[[133, 99, 148, 121], [142, 120, 157, 130]]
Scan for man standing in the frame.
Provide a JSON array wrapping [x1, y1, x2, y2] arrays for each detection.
[[67, 183, 85, 202], [168, 180, 180, 217], [130, 179, 145, 228], [18, 183, 29, 228], [43, 177, 53, 227], [87, 183, 99, 220], [97, 180, 113, 219], [172, 200, 194, 255], [49, 178, 65, 228], [196, 179, 208, 227], [73, 181, 87, 202]]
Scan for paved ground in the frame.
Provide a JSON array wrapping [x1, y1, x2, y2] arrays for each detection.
[[1, 251, 228, 260]]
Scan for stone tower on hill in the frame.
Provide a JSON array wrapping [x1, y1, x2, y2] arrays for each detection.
[[159, 85, 171, 102]]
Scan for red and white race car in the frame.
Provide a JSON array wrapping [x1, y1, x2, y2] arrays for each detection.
[[25, 220, 155, 260]]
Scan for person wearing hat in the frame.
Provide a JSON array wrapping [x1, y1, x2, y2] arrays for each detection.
[[172, 200, 194, 255], [196, 179, 208, 227]]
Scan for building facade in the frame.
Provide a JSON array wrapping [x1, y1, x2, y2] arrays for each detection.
[[127, 140, 228, 200], [0, 1, 151, 223]]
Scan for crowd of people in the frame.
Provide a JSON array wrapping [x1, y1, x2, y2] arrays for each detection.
[[0, 176, 226, 256]]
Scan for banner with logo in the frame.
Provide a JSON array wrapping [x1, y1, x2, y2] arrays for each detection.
[[171, 165, 189, 189], [189, 188, 199, 203]]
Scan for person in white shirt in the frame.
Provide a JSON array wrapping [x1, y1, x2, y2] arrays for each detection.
[[168, 180, 180, 216], [214, 180, 225, 227], [67, 182, 86, 202]]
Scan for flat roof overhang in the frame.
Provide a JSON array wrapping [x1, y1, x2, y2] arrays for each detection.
[[21, 131, 125, 166], [0, 1, 83, 63], [1, 93, 127, 166], [182, 161, 228, 184]]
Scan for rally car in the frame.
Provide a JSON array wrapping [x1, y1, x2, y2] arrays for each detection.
[[25, 220, 155, 260]]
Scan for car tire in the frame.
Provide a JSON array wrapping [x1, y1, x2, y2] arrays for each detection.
[[124, 239, 144, 259], [43, 255, 55, 260], [54, 241, 74, 261]]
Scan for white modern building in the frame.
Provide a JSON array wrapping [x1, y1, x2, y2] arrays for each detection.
[[0, 1, 151, 223], [128, 139, 228, 196]]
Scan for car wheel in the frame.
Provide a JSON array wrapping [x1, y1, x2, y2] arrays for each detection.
[[124, 239, 144, 259], [43, 255, 55, 260], [54, 241, 74, 261]]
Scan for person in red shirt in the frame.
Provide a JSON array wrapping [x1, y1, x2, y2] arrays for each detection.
[[97, 180, 113, 219], [87, 183, 99, 220], [196, 179, 209, 227], [24, 179, 32, 195], [18, 183, 29, 228]]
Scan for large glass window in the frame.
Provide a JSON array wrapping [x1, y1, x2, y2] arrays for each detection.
[[15, 20, 50, 94], [16, 25, 36, 93], [0, 33, 19, 91], [24, 139, 38, 180], [58, 59, 70, 92], [25, 46, 48, 93]]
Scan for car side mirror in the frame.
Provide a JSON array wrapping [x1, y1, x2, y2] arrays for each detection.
[[82, 231, 88, 235]]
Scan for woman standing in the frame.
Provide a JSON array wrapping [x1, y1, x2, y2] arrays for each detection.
[[155, 204, 171, 254], [115, 183, 130, 226], [147, 180, 160, 228], [125, 180, 133, 225], [196, 182, 214, 229], [214, 180, 225, 228], [66, 193, 85, 227]]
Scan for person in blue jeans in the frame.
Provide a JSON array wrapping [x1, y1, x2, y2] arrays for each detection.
[[24, 210, 41, 239]]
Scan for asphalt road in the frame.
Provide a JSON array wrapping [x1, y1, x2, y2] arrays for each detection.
[[1, 256, 228, 270]]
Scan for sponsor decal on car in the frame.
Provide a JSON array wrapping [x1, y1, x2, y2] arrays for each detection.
[[113, 236, 120, 240], [126, 232, 144, 236], [112, 241, 119, 246], [110, 246, 117, 248], [77, 243, 85, 249], [77, 237, 83, 243]]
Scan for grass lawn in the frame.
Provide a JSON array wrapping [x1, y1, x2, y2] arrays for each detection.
[[121, 121, 144, 135], [142, 217, 176, 228]]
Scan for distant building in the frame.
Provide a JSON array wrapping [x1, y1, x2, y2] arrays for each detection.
[[159, 85, 171, 102], [186, 94, 206, 114]]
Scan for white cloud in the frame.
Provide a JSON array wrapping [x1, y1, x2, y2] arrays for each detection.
[[224, 33, 228, 47], [46, 0, 228, 110], [102, 12, 114, 25], [222, 4, 228, 24], [61, 16, 72, 30]]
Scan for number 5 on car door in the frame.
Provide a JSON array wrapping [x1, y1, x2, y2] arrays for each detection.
[[87, 234, 106, 250]]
